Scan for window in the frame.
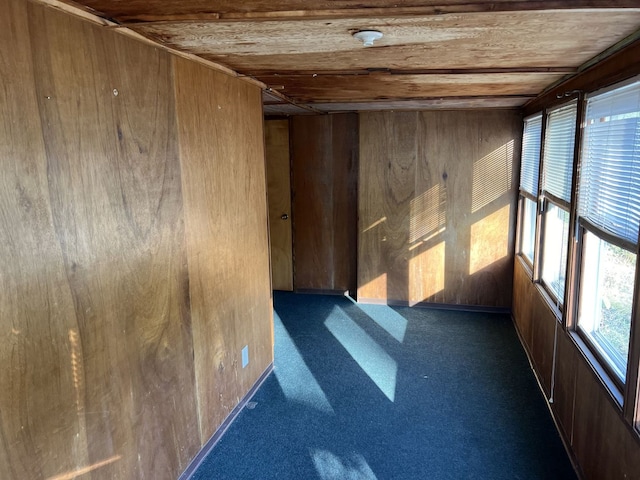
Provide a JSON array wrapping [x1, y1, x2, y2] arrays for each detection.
[[541, 203, 570, 301], [539, 101, 577, 307], [576, 78, 640, 385], [520, 197, 537, 262], [518, 114, 542, 265], [578, 231, 636, 383]]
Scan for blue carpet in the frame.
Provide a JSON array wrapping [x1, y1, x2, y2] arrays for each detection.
[[191, 292, 576, 480]]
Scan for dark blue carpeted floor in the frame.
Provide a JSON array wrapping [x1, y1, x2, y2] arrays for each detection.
[[191, 292, 576, 480]]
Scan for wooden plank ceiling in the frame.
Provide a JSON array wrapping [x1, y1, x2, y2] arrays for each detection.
[[59, 0, 640, 113]]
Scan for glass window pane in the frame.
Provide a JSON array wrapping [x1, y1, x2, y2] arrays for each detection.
[[520, 115, 542, 196], [520, 197, 536, 263], [541, 203, 570, 303], [579, 79, 640, 244], [578, 231, 636, 382], [542, 102, 577, 203]]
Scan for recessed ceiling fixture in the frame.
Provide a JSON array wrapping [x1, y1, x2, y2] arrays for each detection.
[[353, 30, 383, 47]]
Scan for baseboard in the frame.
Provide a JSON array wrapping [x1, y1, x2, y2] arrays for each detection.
[[294, 288, 351, 296], [510, 315, 583, 480], [178, 363, 274, 480], [357, 297, 511, 314]]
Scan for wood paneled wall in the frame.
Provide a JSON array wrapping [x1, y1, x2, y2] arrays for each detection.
[[290, 114, 358, 294], [0, 1, 272, 479], [358, 111, 521, 307], [513, 261, 557, 397], [174, 56, 272, 441], [512, 259, 640, 479]]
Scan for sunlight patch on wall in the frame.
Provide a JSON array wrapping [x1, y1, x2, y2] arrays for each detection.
[[274, 313, 335, 414], [325, 307, 397, 402], [47, 455, 121, 480], [410, 183, 446, 244], [471, 140, 514, 213], [409, 241, 445, 305], [310, 449, 378, 480], [68, 329, 85, 414], [362, 216, 387, 233], [469, 204, 510, 275], [346, 296, 408, 343], [358, 273, 387, 300]]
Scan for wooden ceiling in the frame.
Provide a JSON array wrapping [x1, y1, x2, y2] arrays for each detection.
[[57, 0, 640, 113]]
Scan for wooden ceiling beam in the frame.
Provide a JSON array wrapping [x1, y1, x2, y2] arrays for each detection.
[[253, 67, 578, 78], [106, 2, 640, 25], [268, 96, 531, 115], [311, 94, 537, 101], [261, 88, 324, 113], [306, 95, 533, 112], [253, 71, 563, 103]]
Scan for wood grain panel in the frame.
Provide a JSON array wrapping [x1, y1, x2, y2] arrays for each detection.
[[514, 261, 640, 480], [26, 4, 201, 478], [431, 111, 518, 306], [572, 358, 640, 480], [358, 111, 519, 307], [174, 57, 273, 442], [529, 292, 556, 397], [264, 103, 313, 116], [135, 11, 640, 74], [0, 1, 86, 478], [2, 1, 274, 479], [358, 112, 419, 302], [291, 114, 358, 293], [61, 0, 640, 23], [256, 73, 563, 103], [512, 259, 534, 353], [265, 119, 293, 291], [552, 329, 578, 441], [306, 97, 529, 112]]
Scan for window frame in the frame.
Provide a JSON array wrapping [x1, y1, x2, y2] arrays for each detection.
[[516, 194, 538, 270], [516, 113, 544, 274], [573, 218, 638, 393], [538, 197, 571, 311], [535, 100, 579, 315], [566, 78, 640, 412], [520, 53, 640, 434]]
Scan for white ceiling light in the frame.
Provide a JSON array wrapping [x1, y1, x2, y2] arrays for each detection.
[[353, 30, 383, 47]]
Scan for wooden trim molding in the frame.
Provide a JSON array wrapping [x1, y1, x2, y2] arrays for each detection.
[[357, 298, 512, 315], [178, 364, 274, 480], [106, 2, 640, 25], [524, 38, 640, 115]]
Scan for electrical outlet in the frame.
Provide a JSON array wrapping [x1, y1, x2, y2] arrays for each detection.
[[242, 345, 249, 368]]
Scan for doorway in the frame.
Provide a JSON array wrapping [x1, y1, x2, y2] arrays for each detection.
[[265, 119, 293, 291]]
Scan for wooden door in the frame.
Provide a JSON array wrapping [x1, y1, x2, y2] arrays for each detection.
[[290, 114, 359, 294], [265, 119, 293, 291]]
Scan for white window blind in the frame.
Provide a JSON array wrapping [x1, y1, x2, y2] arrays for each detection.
[[542, 102, 577, 203], [520, 114, 542, 196], [579, 79, 640, 245]]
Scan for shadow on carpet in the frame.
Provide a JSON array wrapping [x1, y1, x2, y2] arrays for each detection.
[[191, 292, 576, 480]]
